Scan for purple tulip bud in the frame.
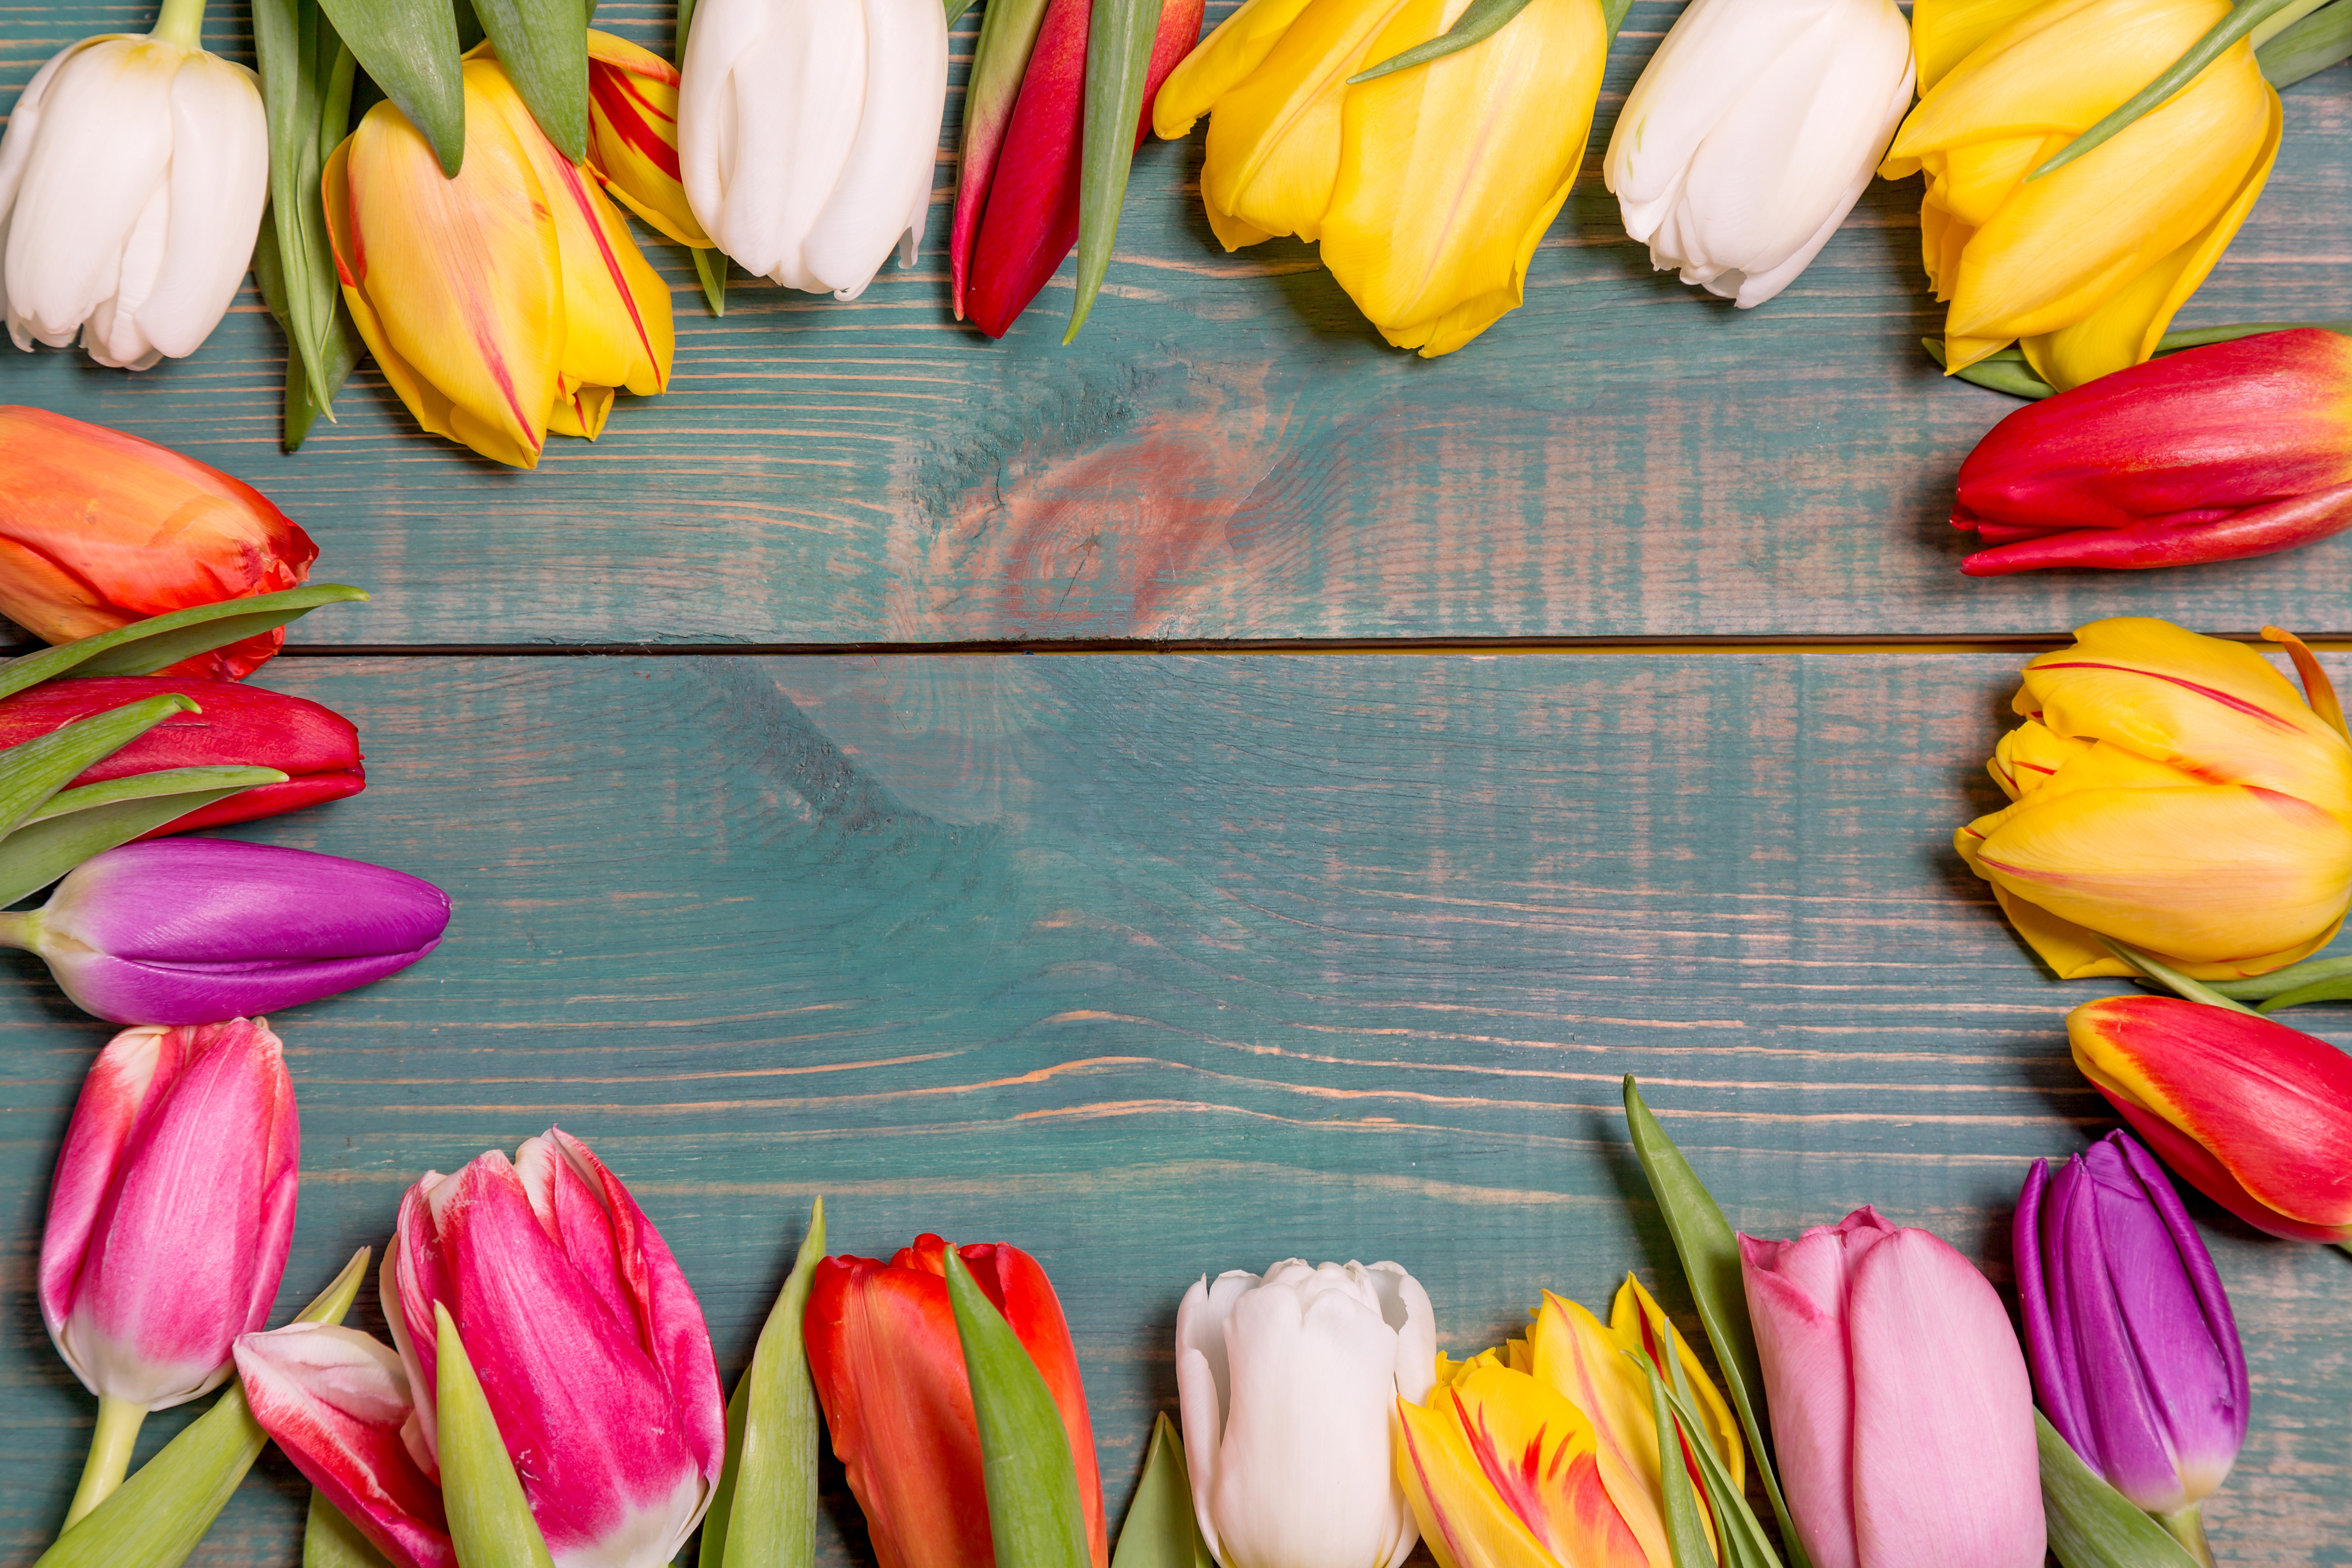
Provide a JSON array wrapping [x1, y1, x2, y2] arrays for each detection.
[[2015, 1132, 2250, 1521], [0, 838, 450, 1024]]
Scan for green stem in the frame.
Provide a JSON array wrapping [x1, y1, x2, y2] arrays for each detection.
[[149, 0, 208, 50], [2099, 938, 2264, 1016], [0, 911, 39, 952], [2029, 0, 2301, 180], [64, 1398, 148, 1529], [2154, 1507, 2217, 1568]]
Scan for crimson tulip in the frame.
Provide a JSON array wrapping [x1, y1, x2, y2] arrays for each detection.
[[2068, 995, 2352, 1244], [1954, 329, 2352, 575], [952, 0, 1203, 337], [0, 406, 317, 678], [804, 1234, 1108, 1568], [0, 676, 364, 835]]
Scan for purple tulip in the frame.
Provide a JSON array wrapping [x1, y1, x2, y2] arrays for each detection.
[[0, 838, 450, 1024], [2016, 1132, 2249, 1536]]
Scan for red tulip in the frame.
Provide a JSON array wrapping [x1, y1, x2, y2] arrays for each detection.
[[1954, 329, 2352, 575], [0, 407, 318, 677], [2068, 995, 2352, 1244], [803, 1234, 1107, 1568], [0, 676, 364, 835], [953, 0, 1204, 337]]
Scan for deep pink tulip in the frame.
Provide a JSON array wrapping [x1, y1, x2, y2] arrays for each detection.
[[384, 1128, 726, 1568], [1740, 1207, 2043, 1568]]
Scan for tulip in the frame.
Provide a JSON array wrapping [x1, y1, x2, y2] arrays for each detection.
[[324, 54, 674, 470], [1880, 0, 2281, 392], [1177, 1259, 1435, 1568], [1740, 1207, 2044, 1568], [235, 1321, 455, 1568], [2016, 1131, 2247, 1562], [41, 1018, 299, 1523], [1952, 329, 2352, 574], [0, 0, 265, 369], [953, 0, 1205, 337], [0, 837, 450, 1024], [0, 676, 364, 835], [804, 1234, 1107, 1568], [585, 30, 713, 248], [0, 407, 318, 679], [677, 0, 948, 300], [1153, 0, 1604, 356], [1603, 0, 1913, 309], [2069, 995, 2352, 1244], [1954, 617, 2352, 979], [385, 1128, 726, 1568]]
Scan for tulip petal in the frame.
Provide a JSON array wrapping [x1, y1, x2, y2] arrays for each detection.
[[585, 31, 712, 247], [1737, 1225, 1863, 1568], [126, 50, 267, 360], [1527, 1295, 1671, 1568], [801, 0, 948, 300], [1154, 0, 1320, 137], [1607, 1278, 1742, 1490]]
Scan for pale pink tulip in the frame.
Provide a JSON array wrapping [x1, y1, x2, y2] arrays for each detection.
[[1739, 1207, 2043, 1568]]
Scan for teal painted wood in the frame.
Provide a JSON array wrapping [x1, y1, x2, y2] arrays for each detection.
[[0, 652, 2342, 1564], [1, 8, 2348, 644]]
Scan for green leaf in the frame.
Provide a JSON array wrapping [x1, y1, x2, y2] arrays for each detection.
[[945, 0, 979, 20], [2099, 938, 2264, 1016], [2209, 954, 2352, 1001], [1348, 0, 1533, 81], [252, 0, 362, 425], [35, 1250, 372, 1568], [2028, 0, 2306, 180], [691, 247, 730, 317], [306, 1491, 397, 1568], [315, 0, 467, 174], [2037, 1412, 2202, 1568], [2158, 319, 2352, 351], [1642, 1355, 1718, 1568], [1622, 1076, 1814, 1568], [1646, 1333, 1787, 1568], [475, 0, 590, 162], [0, 586, 370, 700], [700, 1197, 826, 1568], [2257, 0, 2352, 83], [0, 696, 202, 840], [25, 766, 286, 824], [1110, 1413, 1212, 1568], [1064, 0, 1163, 342], [943, 1246, 1092, 1568], [0, 773, 284, 907], [436, 1304, 559, 1568], [2256, 976, 2352, 1010]]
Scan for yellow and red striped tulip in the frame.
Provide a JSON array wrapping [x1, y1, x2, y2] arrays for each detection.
[[585, 30, 712, 248], [1956, 618, 2352, 979], [322, 54, 673, 470], [2070, 995, 2352, 1244], [1394, 1349, 1646, 1568], [1881, 0, 2280, 392]]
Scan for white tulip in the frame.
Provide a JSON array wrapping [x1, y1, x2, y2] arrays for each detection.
[[0, 7, 266, 370], [677, 0, 946, 301], [1176, 1259, 1437, 1568], [1604, 0, 1913, 309]]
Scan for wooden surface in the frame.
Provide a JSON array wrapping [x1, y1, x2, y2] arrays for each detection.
[[0, 653, 2345, 1566]]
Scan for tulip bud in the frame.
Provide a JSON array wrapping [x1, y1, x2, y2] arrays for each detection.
[[0, 408, 318, 680], [1604, 0, 1914, 309], [1177, 1259, 1435, 1568], [1740, 1208, 2044, 1568], [2016, 1131, 2249, 1544], [42, 1018, 299, 1521], [2068, 995, 2352, 1245], [0, 676, 364, 836], [0, 838, 450, 1025], [585, 30, 713, 248], [0, 6, 266, 369], [1954, 329, 2352, 573]]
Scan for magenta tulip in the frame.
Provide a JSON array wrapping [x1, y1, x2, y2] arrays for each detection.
[[41, 1018, 299, 1524], [1740, 1207, 2043, 1568], [383, 1128, 726, 1568]]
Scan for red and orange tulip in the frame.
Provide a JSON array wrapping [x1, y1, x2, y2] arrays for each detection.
[[2069, 995, 2352, 1244], [585, 30, 712, 248]]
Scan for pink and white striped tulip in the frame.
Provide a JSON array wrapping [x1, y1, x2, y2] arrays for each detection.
[[1739, 1207, 2043, 1568], [234, 1322, 454, 1568], [384, 1127, 726, 1568]]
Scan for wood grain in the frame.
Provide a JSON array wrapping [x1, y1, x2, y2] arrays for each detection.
[[1, 8, 2347, 644], [0, 652, 2341, 1565]]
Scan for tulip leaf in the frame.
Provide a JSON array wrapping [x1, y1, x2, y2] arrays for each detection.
[[0, 696, 204, 843], [1622, 1077, 1815, 1568], [2100, 938, 2265, 1017], [701, 1196, 826, 1568], [252, 0, 364, 433], [0, 776, 285, 908], [0, 586, 372, 697], [474, 0, 590, 162], [306, 1490, 397, 1568], [2258, 0, 2352, 84], [314, 0, 467, 174], [1644, 1334, 1787, 1568], [1641, 1355, 1719, 1568], [2208, 954, 2352, 1001], [2036, 1412, 2202, 1568], [1920, 338, 2058, 400], [436, 1304, 559, 1568], [945, 0, 979, 20], [1110, 1413, 1213, 1568], [2159, 319, 2352, 350], [2256, 976, 2352, 1011], [1348, 0, 1535, 81], [1065, 0, 1165, 342], [34, 1249, 371, 1568], [2027, 0, 2305, 181], [255, 213, 365, 450], [23, 767, 289, 826], [943, 1245, 1092, 1568]]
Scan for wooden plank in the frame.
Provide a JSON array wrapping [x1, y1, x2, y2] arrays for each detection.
[[0, 651, 2340, 1562], [2, 9, 2347, 645]]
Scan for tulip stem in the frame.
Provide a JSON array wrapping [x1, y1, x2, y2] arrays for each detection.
[[149, 0, 208, 48], [2155, 1507, 2216, 1568], [64, 1396, 147, 1529]]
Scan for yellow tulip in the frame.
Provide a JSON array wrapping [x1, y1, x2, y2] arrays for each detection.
[[585, 30, 712, 248], [1153, 0, 1604, 356], [322, 56, 673, 470], [1880, 0, 2281, 392], [1957, 618, 2352, 979]]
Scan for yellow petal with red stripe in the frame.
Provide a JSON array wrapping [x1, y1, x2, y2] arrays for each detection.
[[1528, 1295, 1671, 1568], [1607, 1277, 1743, 1490], [586, 29, 712, 247]]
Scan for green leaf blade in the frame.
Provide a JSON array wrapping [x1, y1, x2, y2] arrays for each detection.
[[315, 0, 467, 174], [1110, 1413, 1212, 1568], [2038, 1412, 2202, 1568], [0, 696, 202, 841], [0, 779, 282, 908], [1066, 0, 1165, 342], [942, 1246, 1091, 1568], [0, 586, 370, 699], [1643, 1357, 1718, 1568], [2257, 0, 2352, 84], [1348, 0, 1532, 81], [436, 1304, 559, 1568], [306, 1490, 397, 1568], [473, 0, 590, 162], [2028, 0, 2302, 181], [702, 1197, 827, 1568]]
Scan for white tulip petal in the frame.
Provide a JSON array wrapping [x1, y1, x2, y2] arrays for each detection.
[[678, 0, 773, 261], [802, 0, 945, 298], [131, 50, 265, 358], [83, 177, 167, 368]]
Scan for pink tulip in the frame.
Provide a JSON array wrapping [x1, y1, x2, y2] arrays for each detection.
[[1739, 1207, 2043, 1568], [234, 1322, 455, 1568], [384, 1128, 725, 1568], [40, 1019, 300, 1522]]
